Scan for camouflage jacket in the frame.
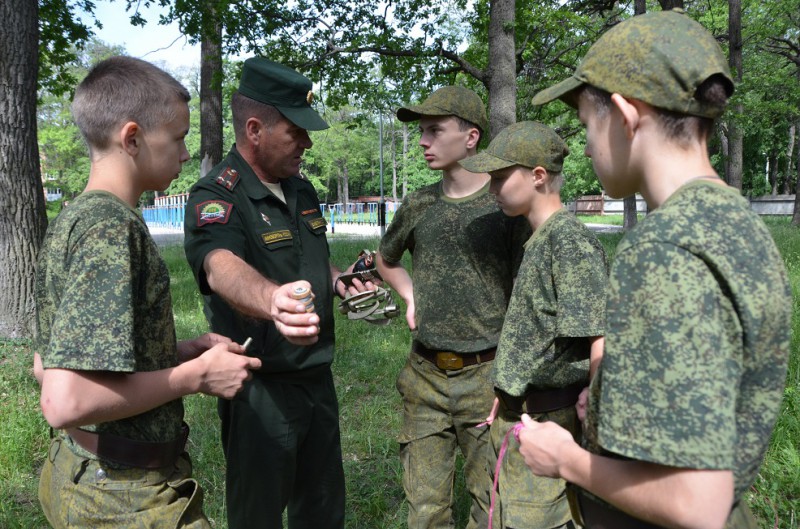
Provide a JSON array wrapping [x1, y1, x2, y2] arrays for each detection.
[[379, 181, 529, 352], [494, 209, 607, 396], [35, 191, 183, 455], [585, 181, 791, 500]]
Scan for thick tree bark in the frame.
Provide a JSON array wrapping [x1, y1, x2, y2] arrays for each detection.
[[0, 0, 47, 338], [725, 0, 744, 190], [200, 7, 223, 174], [486, 0, 516, 139]]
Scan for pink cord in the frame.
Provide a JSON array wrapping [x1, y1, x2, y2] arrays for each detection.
[[488, 422, 524, 529]]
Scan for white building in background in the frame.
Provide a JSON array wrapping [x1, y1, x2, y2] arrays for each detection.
[[42, 171, 63, 202]]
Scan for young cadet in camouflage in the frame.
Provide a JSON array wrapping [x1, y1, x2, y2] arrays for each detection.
[[377, 86, 530, 529], [517, 10, 791, 529], [33, 56, 261, 529], [183, 58, 371, 529], [462, 121, 607, 529]]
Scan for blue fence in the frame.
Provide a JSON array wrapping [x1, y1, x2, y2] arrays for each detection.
[[142, 193, 188, 230], [142, 195, 397, 231]]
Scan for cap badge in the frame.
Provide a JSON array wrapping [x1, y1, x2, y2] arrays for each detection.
[[306, 91, 314, 104]]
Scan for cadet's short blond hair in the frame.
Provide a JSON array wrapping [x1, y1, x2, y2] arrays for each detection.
[[72, 56, 190, 152]]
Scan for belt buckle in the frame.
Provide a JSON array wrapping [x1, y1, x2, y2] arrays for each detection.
[[435, 351, 463, 370]]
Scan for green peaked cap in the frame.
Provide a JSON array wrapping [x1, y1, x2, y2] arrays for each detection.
[[461, 121, 569, 174], [238, 57, 329, 131], [533, 9, 734, 118], [397, 86, 489, 134]]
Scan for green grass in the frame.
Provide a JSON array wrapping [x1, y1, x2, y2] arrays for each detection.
[[2, 225, 799, 528]]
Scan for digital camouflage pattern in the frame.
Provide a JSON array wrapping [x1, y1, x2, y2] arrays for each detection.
[[397, 85, 489, 134], [461, 121, 570, 174], [494, 209, 608, 397], [35, 191, 183, 452], [584, 182, 791, 508], [40, 438, 209, 529], [490, 404, 577, 529], [379, 182, 529, 351], [396, 354, 494, 529], [532, 10, 734, 118], [35, 191, 192, 527], [382, 180, 528, 529]]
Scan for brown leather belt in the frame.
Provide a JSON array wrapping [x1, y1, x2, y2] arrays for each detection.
[[497, 383, 584, 414], [413, 342, 496, 371], [572, 486, 666, 529], [66, 422, 189, 469]]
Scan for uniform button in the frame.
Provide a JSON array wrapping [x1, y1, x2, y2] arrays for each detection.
[[95, 468, 107, 481]]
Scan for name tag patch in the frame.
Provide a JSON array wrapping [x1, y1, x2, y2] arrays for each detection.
[[196, 200, 233, 226], [261, 229, 293, 245]]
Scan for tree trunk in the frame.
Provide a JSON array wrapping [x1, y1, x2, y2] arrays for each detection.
[[341, 164, 350, 206], [785, 123, 796, 195], [622, 195, 637, 230], [486, 0, 516, 139], [0, 0, 47, 338], [657, 0, 684, 9], [792, 133, 800, 223], [619, 0, 646, 231], [200, 6, 223, 175], [725, 0, 744, 190], [768, 152, 778, 196], [402, 123, 409, 199], [391, 118, 398, 203]]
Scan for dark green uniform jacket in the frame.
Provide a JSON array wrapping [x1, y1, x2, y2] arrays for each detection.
[[184, 146, 334, 373]]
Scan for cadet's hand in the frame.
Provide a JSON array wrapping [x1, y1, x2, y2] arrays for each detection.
[[195, 343, 261, 399], [518, 414, 578, 479], [484, 397, 500, 425], [405, 296, 417, 330], [270, 281, 321, 346], [576, 387, 590, 423], [178, 333, 243, 363]]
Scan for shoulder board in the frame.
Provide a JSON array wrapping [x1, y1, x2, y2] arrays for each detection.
[[214, 167, 240, 191]]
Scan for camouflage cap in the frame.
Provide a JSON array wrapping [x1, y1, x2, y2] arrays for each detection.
[[238, 57, 329, 131], [532, 10, 734, 118], [461, 121, 569, 174], [397, 86, 489, 134]]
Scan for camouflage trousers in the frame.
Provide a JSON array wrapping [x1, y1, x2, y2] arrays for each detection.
[[489, 400, 577, 529], [39, 437, 209, 529], [396, 352, 495, 529]]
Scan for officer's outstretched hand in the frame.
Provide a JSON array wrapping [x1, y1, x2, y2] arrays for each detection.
[[193, 343, 262, 399], [518, 413, 578, 479], [270, 281, 321, 346]]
